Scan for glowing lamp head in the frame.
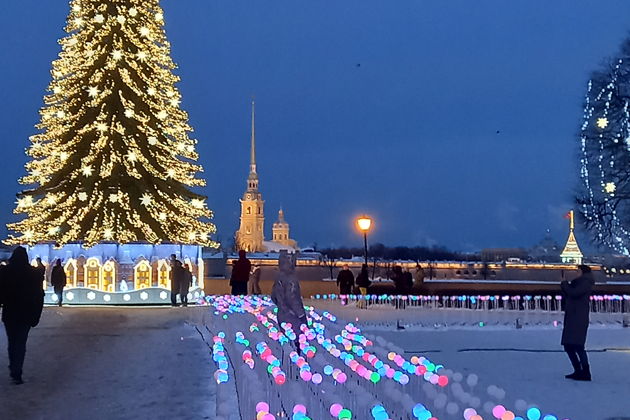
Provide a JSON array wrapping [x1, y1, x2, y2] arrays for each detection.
[[357, 216, 372, 232]]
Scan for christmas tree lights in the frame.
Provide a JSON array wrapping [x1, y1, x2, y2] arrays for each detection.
[[7, 0, 217, 248], [578, 38, 630, 254]]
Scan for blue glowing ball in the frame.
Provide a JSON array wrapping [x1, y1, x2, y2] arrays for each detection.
[[527, 408, 542, 420], [412, 404, 425, 417]]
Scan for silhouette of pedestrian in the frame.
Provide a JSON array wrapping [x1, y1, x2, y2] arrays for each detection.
[[169, 254, 183, 307], [230, 250, 251, 295], [0, 247, 44, 384], [50, 259, 66, 307], [336, 264, 354, 305], [355, 264, 371, 308], [34, 257, 45, 286], [561, 264, 595, 381], [180, 264, 193, 307]]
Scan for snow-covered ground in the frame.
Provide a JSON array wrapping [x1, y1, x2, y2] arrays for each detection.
[[1, 302, 628, 420], [311, 300, 630, 420], [0, 307, 215, 420]]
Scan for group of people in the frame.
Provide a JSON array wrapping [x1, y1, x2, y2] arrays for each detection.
[[229, 250, 262, 296], [336, 264, 372, 305], [169, 254, 193, 307], [0, 244, 597, 385]]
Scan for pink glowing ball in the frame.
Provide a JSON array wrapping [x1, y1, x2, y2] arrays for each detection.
[[262, 414, 275, 420], [336, 372, 348, 383], [312, 373, 323, 384], [293, 404, 307, 414], [429, 374, 439, 385], [256, 402, 270, 412], [438, 376, 449, 387], [300, 370, 313, 382], [492, 405, 506, 419], [386, 369, 395, 379], [330, 404, 343, 417], [274, 374, 286, 385]]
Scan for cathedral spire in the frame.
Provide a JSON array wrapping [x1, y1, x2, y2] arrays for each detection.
[[560, 210, 584, 264], [250, 99, 256, 175]]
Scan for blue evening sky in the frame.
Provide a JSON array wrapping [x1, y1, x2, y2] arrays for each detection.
[[1, 1, 630, 251]]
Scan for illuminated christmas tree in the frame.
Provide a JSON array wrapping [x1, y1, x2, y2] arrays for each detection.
[[7, 0, 217, 248], [578, 38, 630, 254]]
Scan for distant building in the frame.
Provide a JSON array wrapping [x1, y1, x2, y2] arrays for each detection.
[[480, 248, 528, 262], [560, 210, 583, 264], [235, 101, 298, 253]]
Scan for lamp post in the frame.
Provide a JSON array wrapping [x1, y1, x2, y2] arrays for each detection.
[[357, 216, 372, 266]]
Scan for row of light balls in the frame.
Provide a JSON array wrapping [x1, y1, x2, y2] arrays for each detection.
[[207, 295, 567, 420], [310, 293, 630, 302]]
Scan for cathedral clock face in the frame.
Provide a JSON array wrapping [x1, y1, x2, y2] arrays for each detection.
[[246, 194, 251, 199]]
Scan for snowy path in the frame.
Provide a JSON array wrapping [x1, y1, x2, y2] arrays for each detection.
[[0, 307, 215, 420]]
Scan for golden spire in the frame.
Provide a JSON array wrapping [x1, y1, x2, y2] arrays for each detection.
[[561, 210, 583, 264], [250, 98, 256, 175]]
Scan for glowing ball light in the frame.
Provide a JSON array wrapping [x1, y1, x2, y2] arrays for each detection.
[[502, 411, 516, 420], [493, 405, 507, 418], [464, 408, 478, 420], [330, 404, 343, 417], [256, 402, 270, 412], [527, 408, 542, 420], [338, 408, 352, 419], [542, 416, 557, 420], [371, 405, 389, 420]]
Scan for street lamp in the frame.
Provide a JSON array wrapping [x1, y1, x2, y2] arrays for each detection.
[[357, 216, 372, 266]]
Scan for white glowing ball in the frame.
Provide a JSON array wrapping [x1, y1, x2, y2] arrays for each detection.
[[123, 294, 131, 302], [446, 402, 459, 415], [103, 294, 111, 302], [140, 292, 149, 301], [159, 291, 168, 300], [66, 292, 74, 301]]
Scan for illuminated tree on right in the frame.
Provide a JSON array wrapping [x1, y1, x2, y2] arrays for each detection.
[[578, 38, 630, 255]]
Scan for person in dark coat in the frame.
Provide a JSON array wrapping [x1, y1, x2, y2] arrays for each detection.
[[355, 264, 372, 308], [403, 268, 414, 293], [391, 266, 406, 309], [170, 256, 184, 307], [230, 250, 251, 295], [336, 264, 354, 305], [34, 258, 46, 285], [561, 264, 595, 381], [50, 259, 66, 307], [0, 246, 44, 384], [180, 264, 193, 307]]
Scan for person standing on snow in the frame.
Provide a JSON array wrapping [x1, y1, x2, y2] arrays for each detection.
[[50, 259, 66, 307], [271, 251, 306, 352], [230, 250, 251, 296], [561, 264, 595, 381], [336, 264, 354, 305], [0, 246, 44, 385]]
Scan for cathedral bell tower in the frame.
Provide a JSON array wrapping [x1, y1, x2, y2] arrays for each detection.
[[236, 101, 265, 252]]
